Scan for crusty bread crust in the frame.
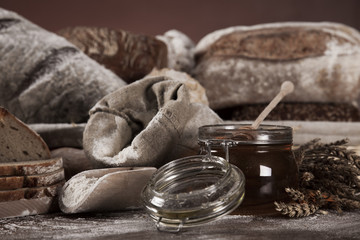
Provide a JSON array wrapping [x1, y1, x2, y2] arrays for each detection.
[[0, 157, 63, 176], [58, 26, 168, 84], [0, 168, 65, 190], [193, 22, 360, 110], [0, 180, 64, 202], [0, 8, 126, 123]]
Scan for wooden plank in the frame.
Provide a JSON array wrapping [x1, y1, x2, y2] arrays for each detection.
[[0, 210, 359, 239]]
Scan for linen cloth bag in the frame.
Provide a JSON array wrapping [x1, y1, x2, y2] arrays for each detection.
[[83, 75, 223, 168]]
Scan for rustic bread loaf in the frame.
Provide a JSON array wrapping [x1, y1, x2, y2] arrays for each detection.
[[193, 22, 360, 110], [0, 181, 64, 202], [0, 107, 50, 163], [0, 8, 126, 123], [57, 26, 168, 84], [156, 29, 195, 73], [218, 102, 360, 122], [0, 168, 65, 190], [0, 158, 63, 177]]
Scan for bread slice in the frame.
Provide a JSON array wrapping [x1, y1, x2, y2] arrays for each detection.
[[0, 157, 63, 176], [0, 181, 64, 202], [0, 196, 59, 218], [0, 168, 65, 190], [0, 107, 50, 163]]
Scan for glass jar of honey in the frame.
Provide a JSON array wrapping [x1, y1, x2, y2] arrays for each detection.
[[198, 124, 298, 216]]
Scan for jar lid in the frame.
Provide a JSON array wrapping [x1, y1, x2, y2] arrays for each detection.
[[141, 155, 245, 232], [198, 124, 293, 145]]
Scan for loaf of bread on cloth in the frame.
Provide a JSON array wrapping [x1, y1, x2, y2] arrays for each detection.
[[193, 22, 360, 118], [0, 8, 126, 124], [57, 26, 168, 84], [83, 73, 222, 168], [58, 27, 195, 83]]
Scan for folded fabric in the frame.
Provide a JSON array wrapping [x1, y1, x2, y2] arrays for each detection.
[[83, 75, 223, 168], [146, 68, 209, 106]]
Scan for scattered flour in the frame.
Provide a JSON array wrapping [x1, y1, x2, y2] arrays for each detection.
[[0, 210, 359, 239], [61, 175, 98, 207]]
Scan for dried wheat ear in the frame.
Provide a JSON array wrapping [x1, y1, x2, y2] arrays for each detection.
[[275, 138, 360, 217]]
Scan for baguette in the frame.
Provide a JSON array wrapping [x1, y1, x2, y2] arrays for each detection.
[[0, 168, 65, 190]]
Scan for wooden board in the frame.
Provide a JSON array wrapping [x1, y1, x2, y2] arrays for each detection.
[[0, 210, 359, 239]]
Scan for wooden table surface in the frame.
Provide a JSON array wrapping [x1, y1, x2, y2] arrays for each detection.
[[1, 210, 359, 240]]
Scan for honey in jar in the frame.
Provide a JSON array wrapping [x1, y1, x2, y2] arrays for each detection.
[[198, 124, 298, 216]]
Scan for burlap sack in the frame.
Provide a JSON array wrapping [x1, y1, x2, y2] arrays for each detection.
[[83, 76, 223, 168]]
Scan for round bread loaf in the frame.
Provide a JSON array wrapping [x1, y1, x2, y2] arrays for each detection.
[[57, 26, 168, 83], [193, 22, 360, 110], [0, 8, 126, 123]]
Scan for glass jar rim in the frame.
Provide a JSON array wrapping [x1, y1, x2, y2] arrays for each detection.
[[149, 155, 231, 197], [141, 155, 245, 232], [198, 124, 293, 145]]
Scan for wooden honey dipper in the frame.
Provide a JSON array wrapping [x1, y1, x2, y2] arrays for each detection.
[[214, 81, 294, 140], [250, 81, 294, 129]]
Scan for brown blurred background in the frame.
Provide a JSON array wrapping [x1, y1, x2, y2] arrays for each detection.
[[0, 0, 359, 42]]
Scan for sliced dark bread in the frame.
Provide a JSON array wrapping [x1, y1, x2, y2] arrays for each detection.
[[0, 157, 63, 176], [0, 168, 65, 190], [0, 107, 50, 163], [0, 181, 64, 202]]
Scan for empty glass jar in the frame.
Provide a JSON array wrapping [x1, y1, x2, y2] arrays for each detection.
[[198, 124, 298, 215], [141, 155, 245, 232]]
